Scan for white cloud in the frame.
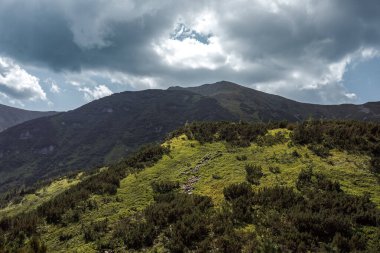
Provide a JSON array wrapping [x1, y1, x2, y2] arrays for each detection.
[[154, 36, 226, 70], [64, 68, 162, 90], [45, 78, 61, 94], [50, 83, 60, 94], [79, 84, 113, 101], [0, 56, 47, 101], [105, 71, 160, 90]]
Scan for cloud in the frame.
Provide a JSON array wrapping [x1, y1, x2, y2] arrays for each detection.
[[0, 56, 47, 101], [79, 84, 113, 101], [50, 83, 61, 94], [0, 0, 380, 104], [45, 78, 61, 94]]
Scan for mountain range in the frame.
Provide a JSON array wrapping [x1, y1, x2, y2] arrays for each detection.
[[0, 81, 379, 193]]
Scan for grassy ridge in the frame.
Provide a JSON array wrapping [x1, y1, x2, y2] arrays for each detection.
[[37, 130, 379, 252], [1, 122, 379, 252], [0, 174, 82, 218]]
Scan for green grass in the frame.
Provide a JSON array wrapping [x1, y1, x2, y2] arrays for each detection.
[[3, 129, 379, 252], [0, 174, 83, 218]]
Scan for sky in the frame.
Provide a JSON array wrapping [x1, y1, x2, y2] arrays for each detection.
[[0, 0, 379, 111]]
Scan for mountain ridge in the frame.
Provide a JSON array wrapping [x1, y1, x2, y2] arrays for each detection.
[[170, 81, 379, 106], [0, 104, 58, 132], [170, 81, 380, 121], [0, 89, 235, 193], [0, 81, 380, 194]]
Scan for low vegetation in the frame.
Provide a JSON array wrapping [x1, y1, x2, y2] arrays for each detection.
[[0, 121, 379, 252]]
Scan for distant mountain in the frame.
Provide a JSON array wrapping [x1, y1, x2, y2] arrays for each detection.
[[0, 89, 235, 192], [0, 81, 380, 193], [169, 81, 380, 121], [0, 104, 57, 132]]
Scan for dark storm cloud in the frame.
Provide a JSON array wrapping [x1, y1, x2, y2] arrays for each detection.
[[215, 0, 380, 65], [0, 0, 172, 73], [0, 0, 379, 104], [0, 1, 81, 71]]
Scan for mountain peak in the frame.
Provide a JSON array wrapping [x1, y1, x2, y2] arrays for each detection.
[[205, 80, 241, 87], [168, 81, 242, 91]]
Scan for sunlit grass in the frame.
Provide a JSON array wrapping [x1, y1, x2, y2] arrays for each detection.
[[0, 174, 82, 218], [13, 131, 379, 252]]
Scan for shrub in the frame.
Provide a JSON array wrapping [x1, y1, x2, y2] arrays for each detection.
[[28, 236, 47, 253], [169, 121, 268, 147], [223, 182, 253, 201], [291, 150, 301, 158], [309, 144, 330, 158], [165, 211, 209, 252], [114, 219, 155, 249], [59, 232, 73, 242], [151, 181, 179, 194], [296, 168, 313, 190], [245, 164, 264, 185], [370, 157, 380, 174], [212, 174, 222, 180], [82, 219, 108, 242], [236, 155, 247, 161]]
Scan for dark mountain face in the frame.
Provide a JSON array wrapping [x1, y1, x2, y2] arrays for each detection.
[[0, 81, 380, 193], [0, 89, 236, 192], [0, 104, 57, 132], [171, 81, 380, 121]]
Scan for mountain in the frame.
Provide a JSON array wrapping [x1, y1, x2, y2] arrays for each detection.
[[0, 104, 57, 132], [1, 122, 379, 252], [1, 81, 380, 193], [0, 89, 235, 193], [169, 81, 380, 121]]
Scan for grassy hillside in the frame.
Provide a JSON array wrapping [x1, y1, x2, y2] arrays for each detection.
[[0, 89, 236, 194], [1, 121, 380, 252], [2, 81, 380, 199], [0, 174, 82, 218]]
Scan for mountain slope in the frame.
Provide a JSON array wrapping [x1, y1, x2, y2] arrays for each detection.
[[0, 89, 236, 193], [1, 122, 379, 252], [0, 104, 57, 132], [1, 81, 380, 194], [170, 81, 380, 121]]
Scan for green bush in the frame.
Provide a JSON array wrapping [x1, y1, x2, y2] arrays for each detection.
[[114, 219, 155, 249], [236, 155, 247, 161], [245, 164, 264, 185], [151, 181, 179, 194], [82, 219, 108, 242], [309, 144, 330, 158], [291, 150, 301, 158], [223, 182, 253, 201], [371, 157, 380, 174]]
